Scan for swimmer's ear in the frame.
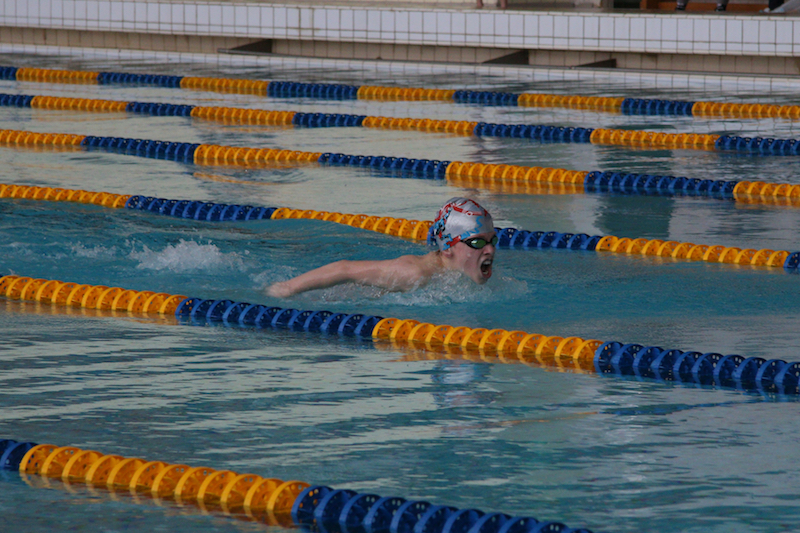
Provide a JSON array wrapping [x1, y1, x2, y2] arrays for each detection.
[[440, 247, 454, 258]]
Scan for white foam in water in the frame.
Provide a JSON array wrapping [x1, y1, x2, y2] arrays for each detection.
[[70, 243, 118, 259], [130, 239, 246, 272]]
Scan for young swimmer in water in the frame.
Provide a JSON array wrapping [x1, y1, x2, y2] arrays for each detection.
[[266, 197, 497, 298]]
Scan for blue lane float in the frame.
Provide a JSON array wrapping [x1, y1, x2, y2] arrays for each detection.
[[79, 135, 200, 163], [594, 342, 800, 395], [620, 98, 694, 116], [97, 71, 183, 87], [473, 123, 594, 143], [583, 171, 737, 198]]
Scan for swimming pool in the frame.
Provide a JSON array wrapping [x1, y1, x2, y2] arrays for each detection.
[[1, 50, 799, 533]]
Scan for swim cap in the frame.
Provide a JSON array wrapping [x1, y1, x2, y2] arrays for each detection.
[[432, 197, 494, 251]]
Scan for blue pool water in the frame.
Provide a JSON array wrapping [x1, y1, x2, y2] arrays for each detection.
[[1, 52, 800, 532]]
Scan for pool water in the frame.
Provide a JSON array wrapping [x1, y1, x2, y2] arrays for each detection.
[[1, 51, 799, 533]]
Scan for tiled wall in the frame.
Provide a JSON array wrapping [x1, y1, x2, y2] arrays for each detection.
[[2, 0, 799, 58], [6, 42, 800, 94]]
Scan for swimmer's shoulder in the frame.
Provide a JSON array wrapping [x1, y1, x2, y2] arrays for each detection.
[[392, 251, 443, 276]]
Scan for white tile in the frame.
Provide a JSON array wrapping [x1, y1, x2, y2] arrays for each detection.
[[247, 6, 260, 29], [1, 0, 16, 20], [539, 14, 553, 38], [421, 11, 434, 36], [41, 0, 54, 20], [340, 9, 353, 31], [554, 15, 568, 39], [287, 7, 299, 29], [614, 17, 630, 41], [367, 9, 381, 35], [86, 1, 98, 20], [409, 11, 422, 34], [155, 2, 168, 25], [196, 3, 208, 26], [313, 8, 326, 30], [726, 41, 742, 53], [692, 18, 709, 42], [74, 0, 86, 21], [599, 16, 613, 39], [643, 17, 660, 42], [794, 20, 800, 46], [56, 0, 68, 21], [775, 20, 791, 44], [509, 13, 522, 37], [480, 13, 493, 36], [437, 11, 451, 35], [523, 14, 538, 39], [450, 12, 467, 38], [704, 19, 724, 44], [759, 20, 776, 43], [726, 19, 741, 44], [28, 0, 40, 20], [709, 41, 725, 52], [742, 43, 759, 53], [381, 10, 394, 34], [742, 19, 758, 43], [176, 3, 188, 27], [584, 16, 599, 39], [568, 15, 583, 39], [353, 9, 366, 31], [677, 18, 693, 42], [210, 4, 224, 29], [223, 5, 237, 30], [630, 17, 645, 40], [776, 44, 791, 54], [300, 8, 312, 31]]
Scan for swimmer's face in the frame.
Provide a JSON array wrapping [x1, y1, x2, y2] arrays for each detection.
[[447, 231, 496, 284]]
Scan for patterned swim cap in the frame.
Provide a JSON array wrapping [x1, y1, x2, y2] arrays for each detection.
[[432, 197, 494, 251]]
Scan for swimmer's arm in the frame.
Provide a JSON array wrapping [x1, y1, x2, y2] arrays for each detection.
[[267, 257, 427, 297]]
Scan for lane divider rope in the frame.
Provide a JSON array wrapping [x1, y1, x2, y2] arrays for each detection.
[[3, 128, 799, 207], [2, 273, 799, 397], [0, 438, 596, 533], [3, 183, 800, 272], [3, 65, 800, 119], [4, 92, 800, 155]]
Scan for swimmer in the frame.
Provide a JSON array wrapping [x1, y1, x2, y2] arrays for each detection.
[[266, 197, 497, 298]]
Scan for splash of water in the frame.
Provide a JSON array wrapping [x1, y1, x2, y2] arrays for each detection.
[[70, 243, 118, 259], [130, 239, 246, 272]]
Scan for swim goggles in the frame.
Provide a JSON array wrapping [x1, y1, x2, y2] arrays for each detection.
[[462, 235, 498, 250]]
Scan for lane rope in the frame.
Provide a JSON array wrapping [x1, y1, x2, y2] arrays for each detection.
[[0, 438, 596, 532], [2, 272, 799, 395], [3, 183, 800, 273], [5, 92, 800, 155], [4, 128, 800, 207], [3, 65, 800, 119]]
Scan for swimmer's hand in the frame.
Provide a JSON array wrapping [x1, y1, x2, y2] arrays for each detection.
[[266, 281, 296, 298]]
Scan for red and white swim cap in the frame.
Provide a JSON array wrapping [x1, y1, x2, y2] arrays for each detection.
[[432, 197, 494, 251]]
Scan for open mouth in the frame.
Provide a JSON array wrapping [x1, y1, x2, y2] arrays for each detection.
[[480, 258, 493, 278]]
